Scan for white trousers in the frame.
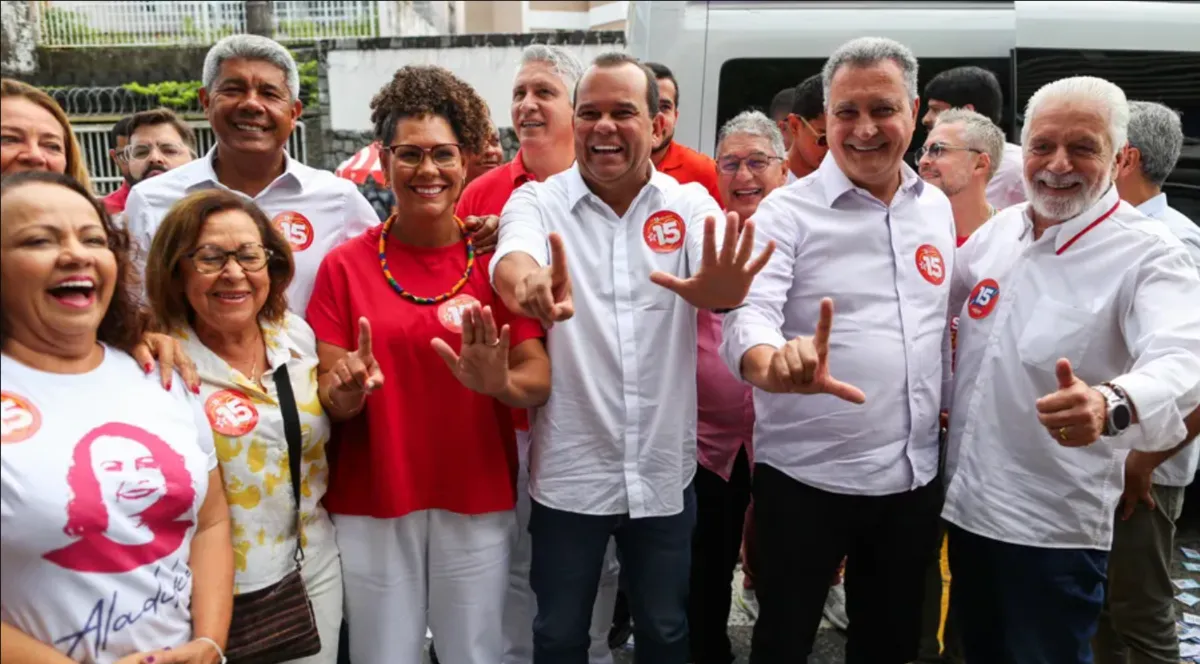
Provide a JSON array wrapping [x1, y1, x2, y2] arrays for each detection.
[[503, 430, 619, 664], [335, 508, 515, 664], [288, 538, 344, 664]]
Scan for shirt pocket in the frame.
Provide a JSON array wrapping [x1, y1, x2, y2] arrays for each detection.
[[1017, 296, 1095, 372]]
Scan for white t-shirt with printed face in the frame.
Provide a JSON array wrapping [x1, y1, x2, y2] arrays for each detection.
[[1, 348, 217, 663]]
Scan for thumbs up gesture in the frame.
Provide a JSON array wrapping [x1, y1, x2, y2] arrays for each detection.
[[514, 232, 574, 327], [1034, 358, 1108, 447], [328, 317, 385, 410]]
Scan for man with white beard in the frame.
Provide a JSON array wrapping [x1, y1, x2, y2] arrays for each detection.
[[943, 76, 1200, 663]]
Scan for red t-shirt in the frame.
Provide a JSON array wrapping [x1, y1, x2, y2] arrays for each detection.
[[657, 140, 723, 207], [306, 226, 543, 518], [457, 151, 538, 432]]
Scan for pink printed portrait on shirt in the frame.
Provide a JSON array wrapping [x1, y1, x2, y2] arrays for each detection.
[[43, 422, 196, 573]]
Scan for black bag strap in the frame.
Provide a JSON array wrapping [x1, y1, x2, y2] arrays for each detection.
[[273, 363, 305, 566]]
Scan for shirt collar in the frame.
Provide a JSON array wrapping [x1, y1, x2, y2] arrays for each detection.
[[563, 162, 672, 211], [179, 315, 302, 393], [1020, 184, 1121, 253], [817, 151, 925, 207], [1137, 192, 1169, 219], [509, 150, 534, 186], [656, 141, 683, 172], [186, 146, 307, 194]]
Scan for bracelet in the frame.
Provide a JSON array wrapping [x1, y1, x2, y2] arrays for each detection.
[[194, 636, 227, 664]]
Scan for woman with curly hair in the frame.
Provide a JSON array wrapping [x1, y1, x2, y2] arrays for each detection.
[[306, 66, 550, 664]]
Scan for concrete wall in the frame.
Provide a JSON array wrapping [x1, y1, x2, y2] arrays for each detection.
[[316, 31, 626, 170], [0, 0, 38, 78]]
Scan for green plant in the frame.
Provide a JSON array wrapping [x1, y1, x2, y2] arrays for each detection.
[[122, 81, 203, 111]]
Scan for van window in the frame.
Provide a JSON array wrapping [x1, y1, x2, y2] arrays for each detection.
[[717, 57, 1013, 160]]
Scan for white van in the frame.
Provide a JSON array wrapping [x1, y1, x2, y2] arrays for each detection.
[[626, 0, 1200, 219]]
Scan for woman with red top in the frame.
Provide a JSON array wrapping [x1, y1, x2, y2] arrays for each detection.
[[305, 66, 550, 664]]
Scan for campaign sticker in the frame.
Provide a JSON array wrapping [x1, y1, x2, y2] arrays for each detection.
[[915, 244, 946, 286], [272, 211, 314, 251], [1, 392, 41, 444], [967, 279, 1000, 320], [204, 390, 259, 437], [438, 293, 481, 334], [643, 211, 686, 254]]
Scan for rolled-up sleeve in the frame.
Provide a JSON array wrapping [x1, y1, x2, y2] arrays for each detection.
[[1112, 242, 1200, 451], [719, 196, 795, 380], [491, 183, 551, 285]]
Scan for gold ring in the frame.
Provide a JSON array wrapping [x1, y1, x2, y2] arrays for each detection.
[[1058, 426, 1069, 441]]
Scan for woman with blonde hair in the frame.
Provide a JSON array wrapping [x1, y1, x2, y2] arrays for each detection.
[[1, 78, 93, 191]]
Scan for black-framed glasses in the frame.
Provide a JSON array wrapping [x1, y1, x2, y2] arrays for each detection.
[[797, 115, 827, 147], [915, 142, 982, 161], [187, 243, 274, 274], [717, 154, 784, 175], [386, 143, 463, 169]]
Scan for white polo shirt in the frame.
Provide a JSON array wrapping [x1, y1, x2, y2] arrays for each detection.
[[943, 186, 1200, 550], [492, 163, 724, 518], [1138, 192, 1200, 487], [986, 142, 1027, 211], [124, 148, 379, 315], [721, 153, 956, 496]]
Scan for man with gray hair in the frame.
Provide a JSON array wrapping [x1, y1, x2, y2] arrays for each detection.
[[455, 43, 618, 664], [722, 36, 954, 663], [1094, 100, 1200, 664], [687, 109, 787, 664], [943, 77, 1200, 663], [125, 33, 379, 317]]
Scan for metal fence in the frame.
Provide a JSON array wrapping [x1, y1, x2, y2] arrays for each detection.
[[35, 1, 379, 48], [74, 120, 308, 195]]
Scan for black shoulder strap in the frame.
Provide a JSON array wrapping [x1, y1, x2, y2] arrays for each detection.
[[273, 363, 305, 564]]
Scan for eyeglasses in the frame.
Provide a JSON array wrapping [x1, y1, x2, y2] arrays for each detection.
[[717, 154, 784, 175], [124, 142, 191, 161], [386, 143, 463, 169], [187, 243, 274, 275], [915, 142, 982, 161], [798, 116, 827, 147]]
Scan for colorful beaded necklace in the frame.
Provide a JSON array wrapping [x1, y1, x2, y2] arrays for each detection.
[[378, 213, 474, 305]]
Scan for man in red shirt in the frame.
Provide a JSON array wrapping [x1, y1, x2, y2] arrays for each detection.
[[644, 62, 722, 205], [784, 75, 829, 184], [101, 116, 133, 214], [456, 44, 619, 664]]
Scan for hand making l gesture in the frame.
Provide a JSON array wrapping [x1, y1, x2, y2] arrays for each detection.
[[327, 317, 384, 410], [763, 298, 866, 403], [514, 232, 574, 327]]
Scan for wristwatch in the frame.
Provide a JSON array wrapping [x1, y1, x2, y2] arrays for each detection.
[[1096, 383, 1133, 437]]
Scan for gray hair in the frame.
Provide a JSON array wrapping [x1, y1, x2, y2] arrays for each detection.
[[1020, 76, 1129, 157], [821, 37, 919, 105], [202, 34, 299, 100], [519, 44, 584, 90], [717, 110, 786, 160], [1127, 100, 1183, 186], [935, 108, 1006, 180]]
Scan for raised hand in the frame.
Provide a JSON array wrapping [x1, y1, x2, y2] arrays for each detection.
[[763, 298, 866, 403], [649, 211, 776, 310], [328, 318, 384, 409], [514, 232, 574, 327], [1035, 358, 1107, 447], [431, 303, 512, 397]]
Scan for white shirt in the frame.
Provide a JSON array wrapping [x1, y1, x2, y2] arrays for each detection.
[[986, 142, 1027, 211], [492, 164, 724, 518], [1, 349, 216, 663], [1138, 192, 1200, 487], [124, 147, 379, 315], [721, 153, 956, 496], [943, 186, 1200, 550], [176, 312, 334, 593]]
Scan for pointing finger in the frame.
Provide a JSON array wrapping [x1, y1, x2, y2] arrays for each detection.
[[549, 233, 570, 286], [814, 297, 835, 363], [357, 317, 373, 357]]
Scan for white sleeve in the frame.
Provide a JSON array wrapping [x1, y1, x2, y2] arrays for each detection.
[[684, 186, 726, 278], [1111, 241, 1200, 451], [491, 183, 551, 284], [187, 393, 219, 472], [342, 187, 382, 241], [719, 195, 795, 380]]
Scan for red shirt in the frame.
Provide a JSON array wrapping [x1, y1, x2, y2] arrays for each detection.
[[102, 182, 131, 215], [306, 226, 543, 518], [657, 141, 722, 206], [457, 151, 538, 431]]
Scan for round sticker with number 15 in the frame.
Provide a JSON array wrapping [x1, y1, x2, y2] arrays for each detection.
[[643, 211, 686, 254]]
